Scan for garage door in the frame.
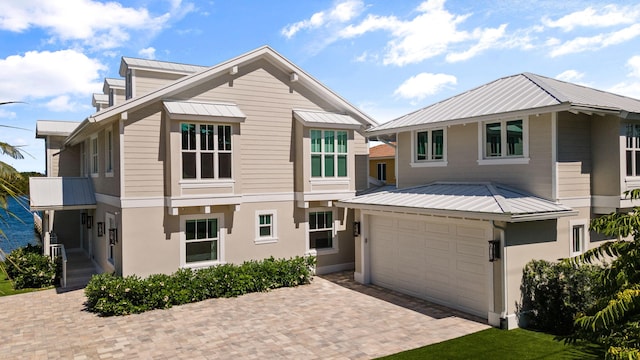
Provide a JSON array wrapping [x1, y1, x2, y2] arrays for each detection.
[[370, 215, 490, 318]]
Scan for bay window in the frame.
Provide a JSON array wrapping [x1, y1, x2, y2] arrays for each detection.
[[311, 129, 347, 178], [626, 123, 640, 176], [181, 123, 232, 180]]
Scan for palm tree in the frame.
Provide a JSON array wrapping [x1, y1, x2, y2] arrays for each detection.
[[0, 101, 25, 239]]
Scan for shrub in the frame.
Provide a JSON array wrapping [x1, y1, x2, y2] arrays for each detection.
[[4, 244, 57, 289], [85, 255, 315, 316], [519, 259, 601, 335]]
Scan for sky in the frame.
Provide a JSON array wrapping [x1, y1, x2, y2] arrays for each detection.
[[1, 0, 640, 172]]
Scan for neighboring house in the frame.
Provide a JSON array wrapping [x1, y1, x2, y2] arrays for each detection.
[[30, 46, 377, 278], [337, 73, 640, 328], [369, 142, 396, 185]]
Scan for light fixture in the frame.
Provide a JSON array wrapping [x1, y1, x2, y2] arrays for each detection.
[[353, 221, 361, 237], [81, 213, 87, 225], [109, 228, 118, 244], [489, 240, 500, 262], [86, 215, 93, 229]]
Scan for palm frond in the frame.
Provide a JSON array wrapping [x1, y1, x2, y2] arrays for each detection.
[[575, 287, 640, 331]]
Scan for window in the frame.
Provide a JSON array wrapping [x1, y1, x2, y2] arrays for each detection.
[[569, 220, 588, 257], [125, 69, 133, 100], [105, 213, 116, 265], [415, 129, 444, 161], [181, 123, 232, 180], [309, 211, 334, 250], [311, 130, 347, 178], [105, 129, 113, 175], [255, 211, 277, 244], [185, 218, 219, 264], [90, 136, 99, 176], [484, 120, 524, 158], [108, 89, 114, 107], [377, 163, 386, 181], [626, 124, 640, 176]]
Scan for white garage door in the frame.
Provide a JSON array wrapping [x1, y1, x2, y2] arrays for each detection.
[[370, 215, 490, 318]]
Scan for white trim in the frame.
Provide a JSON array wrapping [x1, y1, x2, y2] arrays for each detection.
[[477, 117, 529, 162], [551, 112, 558, 201], [119, 119, 125, 198], [315, 262, 355, 275], [90, 134, 99, 177], [295, 190, 356, 203], [242, 192, 295, 203], [306, 207, 339, 254], [309, 178, 350, 186], [559, 196, 591, 208], [477, 157, 530, 165], [179, 180, 235, 188], [569, 219, 589, 257], [105, 128, 114, 175], [95, 193, 122, 208], [122, 197, 165, 208], [180, 213, 225, 268], [411, 127, 447, 164], [310, 129, 349, 179], [410, 161, 448, 168], [167, 195, 242, 208], [255, 210, 278, 244]]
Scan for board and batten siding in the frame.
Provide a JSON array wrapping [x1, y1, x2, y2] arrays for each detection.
[[123, 104, 165, 197], [398, 114, 554, 199], [556, 112, 592, 199]]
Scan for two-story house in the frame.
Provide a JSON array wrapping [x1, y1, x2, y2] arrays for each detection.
[[338, 73, 640, 328], [30, 46, 376, 279]]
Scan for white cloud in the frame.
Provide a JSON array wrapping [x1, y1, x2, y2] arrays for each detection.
[[550, 23, 640, 57], [608, 55, 640, 99], [446, 24, 508, 62], [138, 47, 157, 59], [542, 5, 640, 32], [45, 95, 88, 112], [627, 55, 640, 78], [0, 109, 17, 119], [555, 70, 584, 82], [0, 50, 105, 105], [0, 0, 192, 50], [282, 0, 364, 38], [394, 72, 457, 101]]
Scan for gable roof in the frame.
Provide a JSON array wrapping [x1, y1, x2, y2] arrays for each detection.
[[337, 182, 576, 222], [368, 72, 640, 136], [119, 57, 208, 77], [369, 143, 395, 158], [36, 120, 81, 138], [66, 46, 378, 146]]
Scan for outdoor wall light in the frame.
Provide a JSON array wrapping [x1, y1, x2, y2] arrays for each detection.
[[109, 228, 118, 244], [489, 240, 501, 262], [81, 213, 87, 225], [86, 215, 93, 229], [353, 221, 361, 237], [97, 222, 104, 237]]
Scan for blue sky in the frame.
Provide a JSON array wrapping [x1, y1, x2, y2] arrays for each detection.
[[2, 0, 640, 172]]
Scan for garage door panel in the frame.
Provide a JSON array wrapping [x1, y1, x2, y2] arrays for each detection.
[[370, 215, 489, 319]]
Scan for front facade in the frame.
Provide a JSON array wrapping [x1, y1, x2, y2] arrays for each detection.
[[31, 46, 376, 278], [339, 73, 640, 328]]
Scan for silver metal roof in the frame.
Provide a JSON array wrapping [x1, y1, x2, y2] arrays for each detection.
[[163, 101, 246, 120], [36, 120, 81, 138], [92, 93, 108, 105], [338, 182, 576, 222], [370, 72, 640, 135], [294, 109, 363, 129], [104, 78, 125, 88], [29, 177, 96, 211], [120, 57, 207, 76]]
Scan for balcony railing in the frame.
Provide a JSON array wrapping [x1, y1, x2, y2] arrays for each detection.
[[49, 243, 67, 288]]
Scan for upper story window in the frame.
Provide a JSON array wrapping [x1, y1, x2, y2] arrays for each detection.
[[108, 89, 114, 107], [478, 119, 529, 165], [411, 128, 447, 167], [181, 123, 232, 180], [377, 163, 386, 181], [626, 123, 640, 176], [311, 129, 347, 178], [105, 129, 113, 175], [125, 69, 133, 100], [90, 136, 99, 176]]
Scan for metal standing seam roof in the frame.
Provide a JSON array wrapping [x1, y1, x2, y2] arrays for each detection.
[[293, 109, 363, 129], [29, 177, 96, 211], [369, 72, 640, 135], [36, 120, 82, 138], [104, 78, 125, 88], [92, 93, 108, 105], [120, 57, 208, 76], [163, 101, 246, 120], [337, 182, 576, 221]]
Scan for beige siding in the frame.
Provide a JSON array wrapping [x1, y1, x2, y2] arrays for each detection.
[[57, 143, 81, 177], [91, 122, 121, 197], [134, 70, 186, 97], [124, 104, 165, 197], [398, 114, 553, 199], [557, 112, 592, 198], [592, 115, 622, 196], [354, 132, 369, 190]]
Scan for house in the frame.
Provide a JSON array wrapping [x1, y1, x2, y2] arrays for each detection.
[[369, 142, 396, 185], [337, 73, 640, 328], [30, 46, 377, 279]]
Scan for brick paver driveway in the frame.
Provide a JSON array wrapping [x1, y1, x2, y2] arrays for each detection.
[[0, 273, 488, 359]]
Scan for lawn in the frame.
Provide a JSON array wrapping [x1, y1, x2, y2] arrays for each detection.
[[377, 328, 604, 360], [0, 270, 48, 297]]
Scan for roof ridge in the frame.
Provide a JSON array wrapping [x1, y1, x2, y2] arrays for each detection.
[[486, 183, 510, 214], [522, 72, 568, 103]]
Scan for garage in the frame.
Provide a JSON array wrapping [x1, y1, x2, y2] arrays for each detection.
[[369, 214, 490, 318]]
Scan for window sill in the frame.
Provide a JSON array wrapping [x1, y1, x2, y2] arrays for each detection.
[[254, 237, 278, 245], [410, 161, 448, 168], [180, 180, 235, 188], [310, 178, 350, 185], [314, 247, 339, 255], [477, 157, 530, 165], [91, 173, 99, 178], [105, 172, 114, 178], [182, 260, 225, 269]]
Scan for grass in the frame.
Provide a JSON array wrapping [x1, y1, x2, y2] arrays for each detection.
[[377, 328, 604, 360], [0, 267, 50, 297]]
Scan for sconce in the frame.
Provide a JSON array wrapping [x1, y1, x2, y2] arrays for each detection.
[[353, 221, 361, 237], [489, 240, 501, 262], [86, 215, 93, 229], [97, 222, 104, 237], [109, 228, 118, 244], [81, 213, 87, 225]]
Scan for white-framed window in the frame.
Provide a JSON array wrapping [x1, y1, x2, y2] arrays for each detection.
[[478, 118, 529, 165], [105, 212, 116, 265], [180, 213, 224, 268], [255, 210, 278, 244], [90, 135, 99, 176], [569, 219, 589, 257], [181, 123, 232, 180], [410, 128, 447, 167], [105, 129, 113, 176], [108, 88, 115, 107], [125, 69, 133, 100], [377, 163, 387, 181], [625, 123, 640, 177], [308, 209, 337, 254], [310, 129, 348, 178]]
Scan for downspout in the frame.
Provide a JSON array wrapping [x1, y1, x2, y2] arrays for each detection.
[[492, 221, 508, 323]]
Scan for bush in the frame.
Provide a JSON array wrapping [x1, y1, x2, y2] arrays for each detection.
[[519, 259, 601, 335], [4, 244, 57, 289], [85, 255, 315, 316]]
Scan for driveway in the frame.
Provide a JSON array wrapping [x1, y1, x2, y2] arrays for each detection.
[[0, 272, 488, 359]]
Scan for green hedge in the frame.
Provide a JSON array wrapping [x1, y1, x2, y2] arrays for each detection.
[[85, 256, 316, 316], [3, 244, 58, 289], [519, 259, 600, 335]]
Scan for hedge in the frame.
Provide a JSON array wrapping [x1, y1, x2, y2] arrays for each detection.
[[84, 256, 316, 316], [3, 244, 59, 289]]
